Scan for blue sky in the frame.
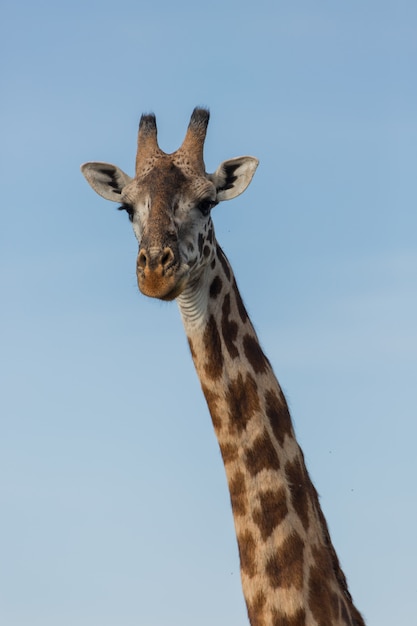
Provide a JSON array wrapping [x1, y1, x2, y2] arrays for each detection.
[[1, 1, 416, 624]]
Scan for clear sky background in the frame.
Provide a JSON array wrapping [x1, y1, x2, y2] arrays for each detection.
[[1, 1, 416, 625]]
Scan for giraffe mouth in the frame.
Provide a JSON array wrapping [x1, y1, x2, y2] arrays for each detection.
[[137, 266, 190, 301]]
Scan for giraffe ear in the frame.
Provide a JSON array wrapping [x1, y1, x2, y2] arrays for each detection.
[[209, 156, 259, 201], [81, 162, 133, 202]]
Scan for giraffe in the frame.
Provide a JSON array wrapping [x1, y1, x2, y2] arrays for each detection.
[[81, 108, 365, 626]]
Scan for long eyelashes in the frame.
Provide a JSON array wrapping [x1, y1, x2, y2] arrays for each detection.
[[117, 203, 134, 222], [197, 198, 217, 217]]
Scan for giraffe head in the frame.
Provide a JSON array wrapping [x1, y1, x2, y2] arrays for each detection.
[[81, 108, 258, 300]]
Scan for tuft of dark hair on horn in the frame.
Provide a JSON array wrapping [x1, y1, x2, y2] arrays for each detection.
[[190, 107, 210, 131], [139, 113, 157, 134]]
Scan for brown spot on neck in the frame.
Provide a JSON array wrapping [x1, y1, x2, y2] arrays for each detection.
[[209, 275, 223, 299], [243, 333, 270, 374], [232, 277, 249, 324], [265, 388, 294, 447], [226, 372, 261, 434], [309, 562, 340, 625], [253, 487, 289, 541], [265, 532, 304, 590], [229, 470, 248, 517], [246, 429, 281, 476], [216, 244, 231, 281], [203, 315, 223, 380], [220, 442, 239, 465], [200, 383, 222, 431], [238, 529, 257, 578], [221, 293, 239, 358], [285, 456, 311, 532]]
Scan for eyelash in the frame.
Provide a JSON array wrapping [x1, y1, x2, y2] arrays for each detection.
[[197, 199, 216, 217], [117, 203, 134, 222]]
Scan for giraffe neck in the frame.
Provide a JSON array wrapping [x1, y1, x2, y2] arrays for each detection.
[[177, 244, 364, 626]]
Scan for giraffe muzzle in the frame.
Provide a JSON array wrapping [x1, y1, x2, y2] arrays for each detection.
[[136, 245, 188, 301]]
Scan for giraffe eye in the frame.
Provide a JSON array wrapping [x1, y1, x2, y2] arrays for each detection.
[[197, 199, 216, 217], [118, 203, 134, 222]]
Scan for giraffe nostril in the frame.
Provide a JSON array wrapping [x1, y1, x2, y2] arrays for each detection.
[[138, 247, 175, 272], [137, 249, 147, 269], [160, 247, 174, 268]]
